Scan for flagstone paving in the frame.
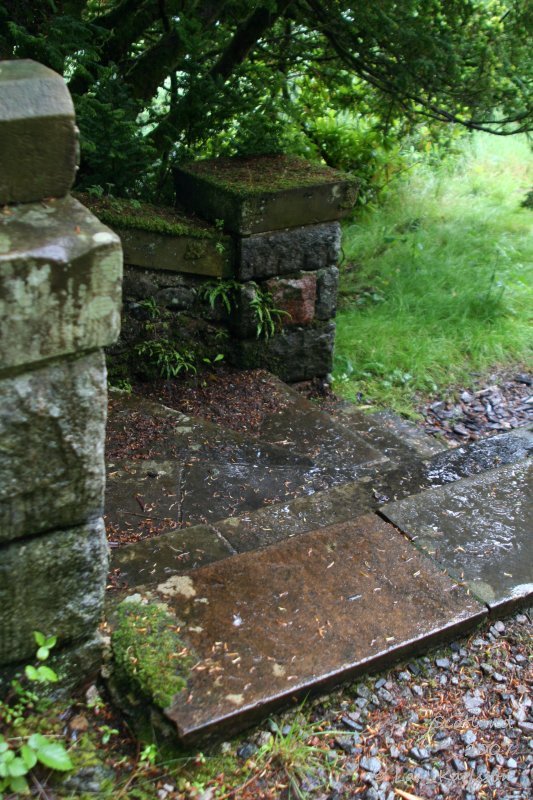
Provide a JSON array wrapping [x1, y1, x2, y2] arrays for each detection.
[[382, 460, 532, 613], [137, 514, 486, 743], [105, 382, 532, 742]]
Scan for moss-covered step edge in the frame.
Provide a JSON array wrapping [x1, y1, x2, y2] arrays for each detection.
[[174, 155, 359, 235], [109, 598, 195, 717], [75, 193, 233, 277]]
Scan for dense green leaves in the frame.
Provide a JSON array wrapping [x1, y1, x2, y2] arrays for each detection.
[[1, 1, 530, 198]]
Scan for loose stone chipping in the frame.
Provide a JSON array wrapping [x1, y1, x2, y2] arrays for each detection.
[[0, 520, 108, 665], [0, 351, 107, 542]]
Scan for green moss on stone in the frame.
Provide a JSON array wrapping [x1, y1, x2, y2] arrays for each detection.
[[111, 601, 193, 709], [74, 193, 215, 240], [179, 155, 353, 198]]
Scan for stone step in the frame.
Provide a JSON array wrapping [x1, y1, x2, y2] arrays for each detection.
[[382, 460, 533, 613], [109, 514, 485, 744], [327, 401, 449, 461], [262, 378, 447, 462], [105, 389, 387, 539], [111, 427, 532, 587]]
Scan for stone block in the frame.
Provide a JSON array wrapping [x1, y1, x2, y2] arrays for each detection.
[[0, 351, 107, 543], [0, 60, 78, 204], [0, 196, 122, 374], [116, 226, 233, 278], [265, 273, 317, 326], [237, 222, 341, 280], [227, 283, 260, 339], [315, 266, 339, 319], [174, 157, 357, 234], [231, 321, 335, 382], [0, 520, 108, 665]]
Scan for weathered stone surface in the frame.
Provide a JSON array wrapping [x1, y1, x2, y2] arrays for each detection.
[[258, 400, 387, 478], [112, 524, 234, 587], [265, 272, 317, 326], [228, 283, 260, 339], [174, 158, 358, 234], [138, 514, 484, 742], [315, 266, 339, 320], [0, 351, 106, 543], [0, 520, 108, 665], [231, 322, 336, 382], [382, 461, 533, 612], [214, 479, 376, 552], [236, 223, 341, 280], [0, 60, 78, 204], [116, 226, 232, 277], [0, 196, 122, 374]]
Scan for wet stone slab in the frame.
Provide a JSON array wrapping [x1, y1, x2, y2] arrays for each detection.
[[106, 456, 338, 535], [111, 524, 234, 588], [258, 403, 388, 479], [143, 514, 485, 743], [382, 461, 533, 612], [213, 479, 376, 552]]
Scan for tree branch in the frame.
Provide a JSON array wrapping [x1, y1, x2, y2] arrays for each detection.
[[303, 0, 531, 134], [150, 0, 295, 147]]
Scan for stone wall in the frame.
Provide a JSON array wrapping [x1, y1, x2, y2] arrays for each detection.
[[106, 157, 352, 384], [0, 60, 122, 687]]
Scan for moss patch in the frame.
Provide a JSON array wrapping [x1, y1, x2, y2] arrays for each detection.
[[74, 193, 215, 239], [111, 601, 194, 709], [179, 155, 352, 197]]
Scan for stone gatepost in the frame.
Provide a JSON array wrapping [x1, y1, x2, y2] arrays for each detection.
[[0, 61, 122, 687], [175, 156, 357, 382]]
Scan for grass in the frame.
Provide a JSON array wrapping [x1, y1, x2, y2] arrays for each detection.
[[333, 133, 532, 416]]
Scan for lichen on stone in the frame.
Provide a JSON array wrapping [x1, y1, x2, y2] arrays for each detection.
[[111, 600, 193, 709]]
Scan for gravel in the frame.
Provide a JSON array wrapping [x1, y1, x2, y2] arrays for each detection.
[[256, 609, 533, 800]]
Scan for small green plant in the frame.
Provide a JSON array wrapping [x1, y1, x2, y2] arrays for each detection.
[[249, 286, 290, 339], [139, 743, 158, 766], [0, 732, 73, 796], [256, 716, 341, 799], [0, 632, 73, 797], [137, 296, 160, 319], [99, 725, 119, 745], [134, 339, 197, 380], [202, 353, 225, 367], [199, 279, 241, 314]]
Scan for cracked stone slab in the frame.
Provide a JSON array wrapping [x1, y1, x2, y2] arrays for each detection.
[[213, 479, 376, 552], [142, 514, 485, 742], [381, 461, 533, 612]]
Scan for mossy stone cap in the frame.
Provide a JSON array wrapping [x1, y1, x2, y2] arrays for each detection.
[[0, 59, 78, 204], [174, 155, 358, 234]]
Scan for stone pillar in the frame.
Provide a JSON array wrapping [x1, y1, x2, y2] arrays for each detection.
[[174, 157, 356, 382], [0, 61, 122, 687]]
